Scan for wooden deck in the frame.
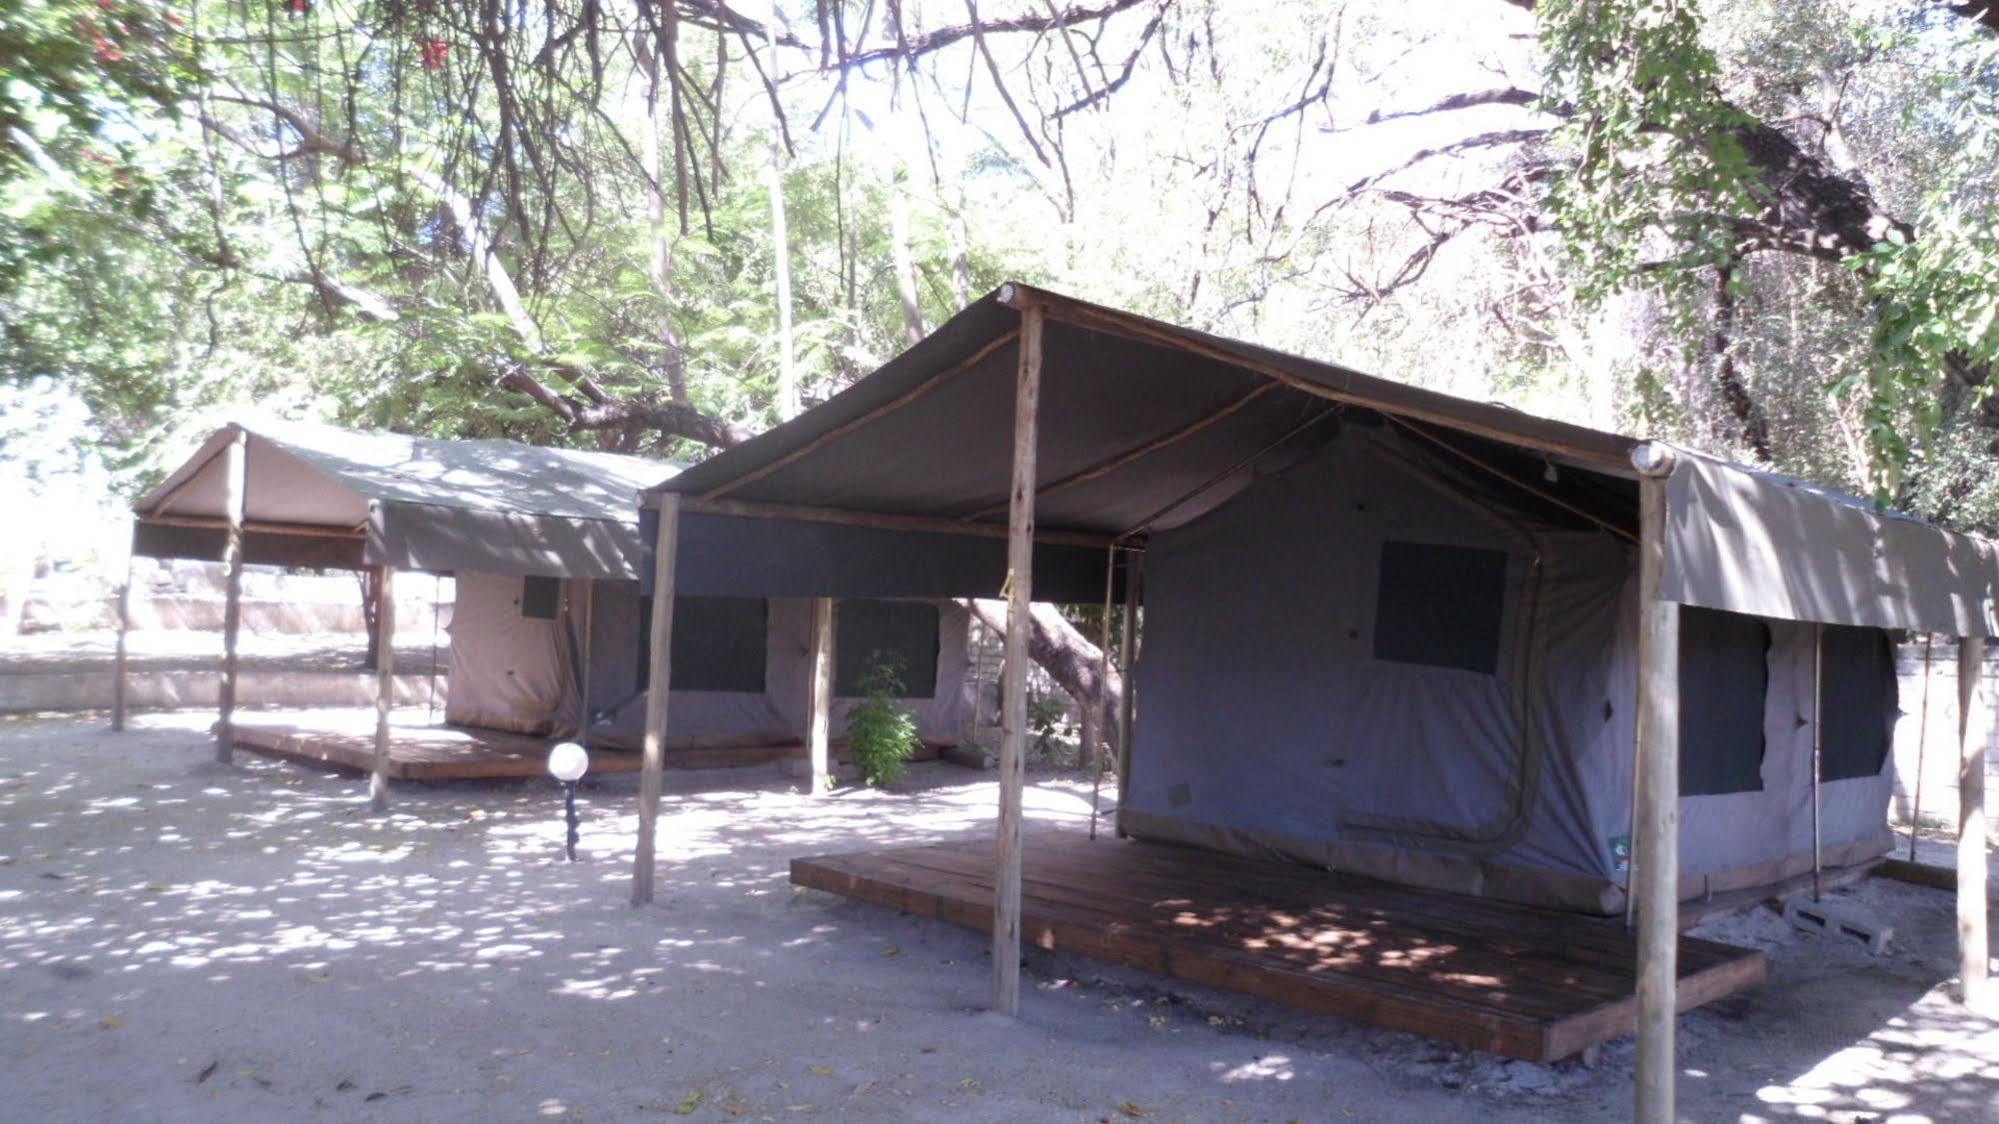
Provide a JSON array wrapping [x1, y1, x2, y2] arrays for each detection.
[[230, 713, 647, 780], [791, 833, 1768, 1062]]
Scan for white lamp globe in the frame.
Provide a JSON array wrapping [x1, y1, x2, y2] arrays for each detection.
[[548, 742, 589, 782]]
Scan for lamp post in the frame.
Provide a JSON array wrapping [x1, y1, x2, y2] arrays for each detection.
[[548, 741, 589, 861]]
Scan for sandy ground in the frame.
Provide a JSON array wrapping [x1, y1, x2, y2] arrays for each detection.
[[3, 716, 1998, 1123]]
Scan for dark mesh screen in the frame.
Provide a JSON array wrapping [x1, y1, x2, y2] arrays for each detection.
[[521, 575, 561, 620], [1371, 541, 1508, 675], [1678, 606, 1769, 795], [637, 596, 769, 693], [837, 600, 940, 697], [1820, 625, 1897, 782]]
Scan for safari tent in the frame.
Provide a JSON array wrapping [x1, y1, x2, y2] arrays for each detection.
[[623, 283, 1998, 1099], [125, 419, 973, 799]]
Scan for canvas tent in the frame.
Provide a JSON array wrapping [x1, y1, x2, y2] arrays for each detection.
[[127, 419, 974, 799], [626, 282, 1997, 1119]]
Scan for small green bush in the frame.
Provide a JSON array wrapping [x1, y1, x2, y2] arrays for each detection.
[[1028, 691, 1067, 761], [846, 651, 918, 788]]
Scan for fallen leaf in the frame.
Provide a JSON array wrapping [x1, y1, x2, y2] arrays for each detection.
[[99, 1015, 123, 1030], [1118, 1101, 1147, 1117], [304, 972, 333, 984], [195, 1060, 219, 1084], [674, 1090, 705, 1115], [807, 1065, 832, 1077]]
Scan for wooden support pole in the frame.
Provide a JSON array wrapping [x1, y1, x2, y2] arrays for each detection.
[[633, 495, 682, 906], [994, 302, 1044, 1017], [1912, 633, 1934, 862], [1089, 545, 1115, 839], [578, 581, 594, 743], [1631, 443, 1680, 1124], [215, 430, 248, 763], [370, 564, 396, 813], [1959, 633, 1988, 1003], [111, 550, 132, 732], [1114, 549, 1142, 839], [808, 597, 836, 794]]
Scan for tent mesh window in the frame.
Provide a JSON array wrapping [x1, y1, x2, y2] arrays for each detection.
[[1677, 606, 1770, 795], [836, 600, 940, 697], [636, 596, 769, 693], [1370, 541, 1509, 675], [1819, 624, 1898, 782], [520, 575, 561, 620]]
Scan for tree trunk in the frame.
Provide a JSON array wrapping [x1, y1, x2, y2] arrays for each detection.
[[766, 11, 800, 419], [891, 168, 926, 346], [961, 598, 1122, 754]]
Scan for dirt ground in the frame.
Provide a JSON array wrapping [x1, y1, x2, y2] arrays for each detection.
[[3, 715, 1997, 1122]]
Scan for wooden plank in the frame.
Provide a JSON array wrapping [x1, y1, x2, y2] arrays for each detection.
[[1877, 857, 1960, 893], [634, 494, 682, 906], [790, 836, 1766, 1064], [994, 302, 1043, 1016], [1960, 634, 1988, 1003]]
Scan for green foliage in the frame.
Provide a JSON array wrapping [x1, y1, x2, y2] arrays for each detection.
[[844, 651, 918, 789], [1027, 692, 1067, 761], [1539, 0, 1761, 306], [1847, 23, 1999, 496]]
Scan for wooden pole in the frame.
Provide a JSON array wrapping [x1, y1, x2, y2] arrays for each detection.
[[994, 302, 1043, 1017], [1812, 623, 1825, 901], [1958, 633, 1988, 1003], [808, 597, 836, 794], [578, 581, 594, 743], [111, 550, 132, 732], [1089, 545, 1115, 839], [1113, 548, 1142, 839], [633, 495, 682, 906], [370, 564, 396, 813], [1631, 442, 1681, 1124], [1911, 633, 1934, 862], [215, 429, 248, 763]]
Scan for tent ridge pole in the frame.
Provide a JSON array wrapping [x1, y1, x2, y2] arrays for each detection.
[[995, 304, 1043, 1017], [701, 328, 1021, 501], [957, 383, 1282, 522]]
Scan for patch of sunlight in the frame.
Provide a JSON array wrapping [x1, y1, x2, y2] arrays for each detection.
[[1217, 1054, 1294, 1083]]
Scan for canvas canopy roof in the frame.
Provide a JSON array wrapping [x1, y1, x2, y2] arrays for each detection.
[[651, 282, 1998, 636], [134, 419, 677, 579]]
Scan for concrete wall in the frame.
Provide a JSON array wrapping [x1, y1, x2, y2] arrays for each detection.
[[1889, 640, 1998, 837], [0, 669, 443, 715], [13, 560, 450, 635]]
